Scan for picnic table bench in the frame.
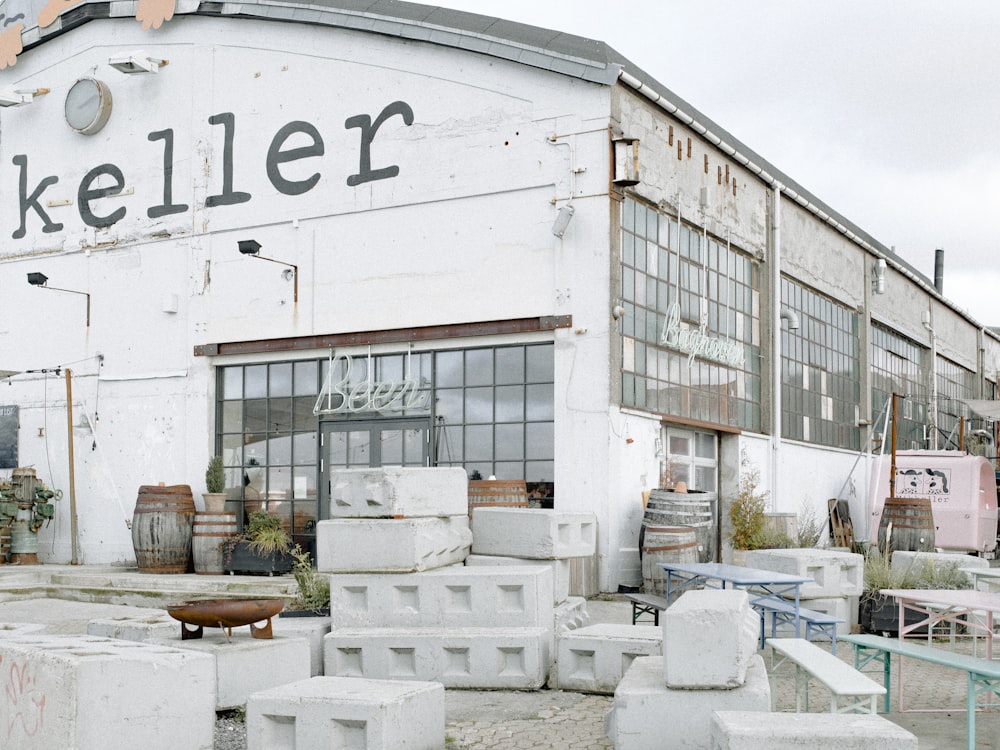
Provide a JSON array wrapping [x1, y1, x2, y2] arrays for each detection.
[[841, 632, 1000, 750], [766, 637, 884, 714], [753, 595, 844, 652], [624, 593, 668, 625]]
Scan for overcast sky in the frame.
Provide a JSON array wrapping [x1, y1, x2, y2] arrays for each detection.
[[429, 0, 1000, 326]]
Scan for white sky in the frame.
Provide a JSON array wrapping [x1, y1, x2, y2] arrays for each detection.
[[429, 0, 1000, 326]]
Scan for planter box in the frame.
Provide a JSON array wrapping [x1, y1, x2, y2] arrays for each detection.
[[224, 541, 293, 576], [860, 594, 930, 636]]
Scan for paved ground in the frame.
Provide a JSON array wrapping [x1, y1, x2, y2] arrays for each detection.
[[1, 573, 998, 748]]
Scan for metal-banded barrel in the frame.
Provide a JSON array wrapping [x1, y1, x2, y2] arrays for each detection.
[[641, 525, 698, 597], [131, 485, 195, 573], [644, 489, 717, 563], [192, 512, 238, 574], [877, 497, 935, 554]]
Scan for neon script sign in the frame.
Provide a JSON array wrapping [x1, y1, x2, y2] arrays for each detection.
[[659, 303, 745, 367], [313, 352, 429, 415]]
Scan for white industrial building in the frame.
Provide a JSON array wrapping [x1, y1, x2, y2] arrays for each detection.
[[0, 0, 997, 590]]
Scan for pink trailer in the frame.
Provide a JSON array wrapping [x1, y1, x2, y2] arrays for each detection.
[[868, 451, 998, 554]]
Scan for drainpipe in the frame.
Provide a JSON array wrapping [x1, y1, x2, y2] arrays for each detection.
[[771, 184, 782, 511], [922, 310, 937, 449]]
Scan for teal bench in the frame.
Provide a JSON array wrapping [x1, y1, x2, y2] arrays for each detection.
[[840, 633, 1000, 750], [624, 593, 668, 625], [753, 595, 844, 652]]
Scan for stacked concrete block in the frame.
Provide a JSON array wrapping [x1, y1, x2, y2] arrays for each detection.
[[465, 553, 571, 603], [0, 621, 46, 638], [329, 466, 468, 518], [0, 633, 215, 749], [318, 467, 474, 573], [86, 612, 177, 641], [607, 591, 771, 750], [746, 548, 863, 634], [247, 676, 444, 750], [710, 711, 918, 749], [663, 590, 760, 689], [470, 507, 597, 559], [324, 627, 550, 689], [607, 656, 771, 750], [149, 630, 311, 709], [316, 516, 472, 573], [327, 566, 554, 629], [271, 615, 332, 677], [552, 623, 661, 694], [554, 596, 591, 633]]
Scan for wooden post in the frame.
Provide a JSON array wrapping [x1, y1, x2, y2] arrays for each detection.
[[65, 368, 79, 564]]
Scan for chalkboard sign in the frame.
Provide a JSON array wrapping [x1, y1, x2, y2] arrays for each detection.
[[0, 405, 17, 469]]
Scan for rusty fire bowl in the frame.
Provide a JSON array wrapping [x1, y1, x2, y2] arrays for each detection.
[[165, 597, 286, 640]]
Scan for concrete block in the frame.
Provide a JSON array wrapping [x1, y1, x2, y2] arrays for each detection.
[[328, 566, 553, 630], [555, 596, 591, 633], [0, 622, 47, 638], [606, 655, 770, 750], [471, 508, 597, 559], [891, 550, 987, 585], [0, 633, 215, 749], [150, 631, 310, 709], [781, 594, 857, 635], [663, 590, 759, 689], [328, 466, 468, 518], [247, 676, 444, 750], [324, 627, 550, 689], [465, 554, 571, 603], [710, 711, 917, 749], [316, 515, 472, 573], [86, 612, 177, 641], [746, 548, 864, 598], [271, 615, 332, 676], [553, 624, 661, 694]]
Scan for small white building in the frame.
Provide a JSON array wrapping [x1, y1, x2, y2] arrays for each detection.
[[0, 0, 997, 588]]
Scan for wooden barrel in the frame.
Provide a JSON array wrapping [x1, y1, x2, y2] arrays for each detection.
[[644, 489, 716, 563], [131, 485, 196, 573], [192, 512, 238, 574], [641, 526, 698, 597], [468, 480, 528, 518], [0, 523, 12, 563], [877, 497, 935, 554]]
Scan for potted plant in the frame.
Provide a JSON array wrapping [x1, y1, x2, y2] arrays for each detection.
[[859, 547, 972, 634], [223, 510, 294, 576], [202, 456, 228, 514], [281, 545, 330, 616]]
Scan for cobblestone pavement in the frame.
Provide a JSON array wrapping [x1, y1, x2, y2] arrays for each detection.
[[3, 585, 998, 749]]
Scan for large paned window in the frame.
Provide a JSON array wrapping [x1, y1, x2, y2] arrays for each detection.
[[216, 343, 555, 531], [935, 357, 978, 449], [620, 198, 761, 430], [433, 345, 554, 489], [871, 324, 928, 449], [781, 278, 861, 450]]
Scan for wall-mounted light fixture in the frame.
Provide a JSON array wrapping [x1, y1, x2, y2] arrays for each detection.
[[551, 204, 575, 238], [238, 240, 298, 303], [0, 87, 49, 107], [612, 136, 640, 186], [108, 52, 168, 74], [27, 272, 91, 327], [872, 258, 887, 295]]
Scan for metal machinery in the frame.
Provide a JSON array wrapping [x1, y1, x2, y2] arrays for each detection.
[[0, 467, 61, 564]]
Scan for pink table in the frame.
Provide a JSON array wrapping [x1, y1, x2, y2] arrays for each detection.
[[881, 588, 1000, 713]]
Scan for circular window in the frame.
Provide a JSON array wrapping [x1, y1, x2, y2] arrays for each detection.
[[65, 78, 113, 135]]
